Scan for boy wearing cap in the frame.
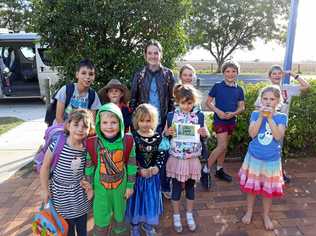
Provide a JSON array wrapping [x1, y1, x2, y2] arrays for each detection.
[[98, 79, 132, 132]]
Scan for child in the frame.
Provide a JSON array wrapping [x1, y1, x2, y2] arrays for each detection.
[[126, 103, 165, 236], [54, 59, 101, 124], [84, 103, 137, 235], [206, 60, 245, 182], [165, 84, 208, 233], [254, 65, 310, 183], [40, 109, 94, 236], [98, 79, 132, 132], [239, 85, 287, 230], [178, 64, 211, 189]]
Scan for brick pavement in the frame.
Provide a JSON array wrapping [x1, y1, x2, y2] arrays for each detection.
[[1, 158, 316, 236]]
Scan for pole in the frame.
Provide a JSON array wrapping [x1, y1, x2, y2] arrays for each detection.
[[283, 0, 299, 84]]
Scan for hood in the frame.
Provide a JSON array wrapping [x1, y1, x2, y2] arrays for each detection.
[[95, 103, 125, 149]]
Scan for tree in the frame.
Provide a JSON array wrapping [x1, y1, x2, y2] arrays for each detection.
[[32, 0, 190, 89], [188, 0, 290, 72], [0, 0, 32, 32]]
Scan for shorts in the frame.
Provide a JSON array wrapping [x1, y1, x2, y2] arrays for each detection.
[[213, 123, 236, 135]]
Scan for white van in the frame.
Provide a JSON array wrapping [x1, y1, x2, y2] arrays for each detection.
[[0, 32, 60, 99]]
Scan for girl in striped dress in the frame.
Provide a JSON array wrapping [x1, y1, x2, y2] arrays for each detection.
[[40, 109, 93, 236], [239, 86, 287, 230]]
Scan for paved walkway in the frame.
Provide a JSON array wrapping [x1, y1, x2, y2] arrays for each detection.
[[1, 158, 316, 236]]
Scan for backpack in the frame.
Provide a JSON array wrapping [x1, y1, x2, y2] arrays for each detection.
[[34, 124, 66, 174], [32, 199, 68, 236], [44, 83, 96, 126], [86, 134, 134, 165]]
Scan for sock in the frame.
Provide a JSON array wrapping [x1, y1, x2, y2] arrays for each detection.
[[217, 165, 223, 171], [173, 214, 181, 226], [186, 212, 195, 224]]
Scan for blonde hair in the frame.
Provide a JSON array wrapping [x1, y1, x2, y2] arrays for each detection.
[[259, 85, 282, 107], [132, 104, 159, 131], [65, 109, 93, 135], [179, 64, 196, 82], [174, 84, 201, 105]]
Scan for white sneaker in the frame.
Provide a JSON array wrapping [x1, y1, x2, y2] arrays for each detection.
[[186, 212, 196, 232], [173, 214, 183, 233]]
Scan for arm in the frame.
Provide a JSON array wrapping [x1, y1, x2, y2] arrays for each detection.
[[84, 152, 96, 185], [40, 149, 53, 204], [126, 144, 137, 189], [167, 70, 176, 112], [233, 100, 245, 116], [248, 113, 263, 138], [267, 116, 286, 141], [288, 71, 310, 92], [55, 101, 65, 124], [205, 96, 227, 119]]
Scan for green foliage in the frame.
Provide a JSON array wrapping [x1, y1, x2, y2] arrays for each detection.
[[31, 0, 190, 90], [188, 0, 290, 72], [284, 80, 316, 156], [206, 81, 316, 159]]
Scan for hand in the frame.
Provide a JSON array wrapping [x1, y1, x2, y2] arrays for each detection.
[[124, 188, 134, 199], [166, 127, 175, 136], [217, 110, 229, 120], [140, 168, 150, 178], [150, 166, 159, 176], [41, 190, 50, 204], [225, 112, 236, 119], [81, 180, 93, 200], [198, 127, 208, 137]]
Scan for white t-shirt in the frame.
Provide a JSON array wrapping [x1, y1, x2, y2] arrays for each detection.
[[55, 83, 101, 120], [254, 84, 301, 115]]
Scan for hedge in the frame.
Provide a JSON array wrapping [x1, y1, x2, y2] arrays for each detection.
[[205, 79, 316, 159]]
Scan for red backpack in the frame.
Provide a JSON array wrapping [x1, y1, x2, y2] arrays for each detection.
[[86, 134, 134, 165]]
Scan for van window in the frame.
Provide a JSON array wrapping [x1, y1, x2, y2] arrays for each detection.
[[20, 47, 35, 60], [38, 48, 52, 66]]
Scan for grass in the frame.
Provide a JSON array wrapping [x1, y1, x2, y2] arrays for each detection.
[[0, 117, 24, 135]]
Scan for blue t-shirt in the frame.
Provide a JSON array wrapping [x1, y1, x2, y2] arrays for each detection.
[[208, 81, 244, 125], [248, 111, 288, 161], [148, 73, 161, 122]]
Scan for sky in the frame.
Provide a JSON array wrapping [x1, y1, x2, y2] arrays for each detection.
[[183, 0, 316, 62]]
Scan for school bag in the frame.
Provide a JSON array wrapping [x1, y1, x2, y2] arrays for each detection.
[[34, 123, 66, 174], [44, 83, 96, 126], [32, 199, 68, 236], [86, 133, 133, 165]]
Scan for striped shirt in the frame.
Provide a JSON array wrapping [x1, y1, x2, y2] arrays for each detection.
[[49, 140, 90, 219]]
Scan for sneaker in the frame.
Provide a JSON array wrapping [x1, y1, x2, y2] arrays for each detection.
[[130, 225, 141, 236], [162, 191, 171, 200], [186, 212, 196, 232], [173, 214, 183, 233], [283, 173, 291, 184], [141, 223, 156, 236], [215, 168, 232, 182]]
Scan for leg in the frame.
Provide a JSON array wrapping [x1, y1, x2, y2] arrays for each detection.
[[242, 193, 256, 225], [93, 189, 113, 235], [185, 179, 196, 231], [94, 225, 110, 236], [208, 132, 229, 168], [217, 134, 231, 167], [74, 214, 87, 236], [171, 178, 183, 233], [160, 151, 171, 198], [65, 218, 76, 236], [262, 197, 273, 230]]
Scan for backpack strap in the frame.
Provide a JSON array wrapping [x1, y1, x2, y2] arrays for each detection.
[[86, 135, 98, 165], [50, 133, 66, 172], [196, 111, 205, 127], [65, 83, 75, 108], [123, 134, 134, 163], [87, 88, 96, 109]]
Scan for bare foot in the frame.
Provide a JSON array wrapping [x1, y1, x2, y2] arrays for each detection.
[[263, 214, 274, 230], [242, 211, 252, 224]]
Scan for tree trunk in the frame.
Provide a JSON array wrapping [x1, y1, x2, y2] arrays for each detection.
[[215, 58, 225, 73]]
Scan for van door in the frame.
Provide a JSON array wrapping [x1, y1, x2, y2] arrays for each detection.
[[35, 44, 60, 97]]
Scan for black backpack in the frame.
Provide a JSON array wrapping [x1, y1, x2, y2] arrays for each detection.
[[44, 83, 96, 126]]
